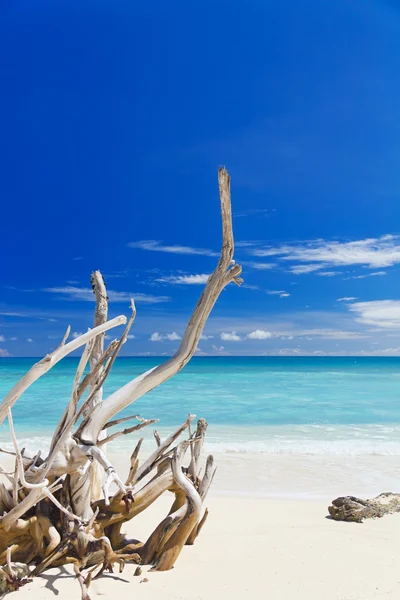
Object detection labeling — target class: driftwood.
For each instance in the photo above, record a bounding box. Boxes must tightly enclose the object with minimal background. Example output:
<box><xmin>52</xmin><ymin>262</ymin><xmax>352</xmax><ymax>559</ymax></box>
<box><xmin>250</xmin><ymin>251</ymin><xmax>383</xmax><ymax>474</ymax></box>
<box><xmin>328</xmin><ymin>493</ymin><xmax>400</xmax><ymax>523</ymax></box>
<box><xmin>0</xmin><ymin>168</ymin><xmax>242</xmax><ymax>598</ymax></box>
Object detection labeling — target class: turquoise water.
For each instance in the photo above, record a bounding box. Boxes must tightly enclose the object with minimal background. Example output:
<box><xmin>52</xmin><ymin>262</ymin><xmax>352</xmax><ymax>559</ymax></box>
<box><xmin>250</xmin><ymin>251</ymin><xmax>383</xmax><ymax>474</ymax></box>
<box><xmin>1</xmin><ymin>357</ymin><xmax>400</xmax><ymax>456</ymax></box>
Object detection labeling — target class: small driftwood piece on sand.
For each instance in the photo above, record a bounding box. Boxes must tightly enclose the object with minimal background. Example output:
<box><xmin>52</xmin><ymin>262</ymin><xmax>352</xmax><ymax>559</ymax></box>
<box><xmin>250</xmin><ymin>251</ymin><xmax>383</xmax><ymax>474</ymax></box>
<box><xmin>0</xmin><ymin>168</ymin><xmax>242</xmax><ymax>599</ymax></box>
<box><xmin>328</xmin><ymin>493</ymin><xmax>400</xmax><ymax>523</ymax></box>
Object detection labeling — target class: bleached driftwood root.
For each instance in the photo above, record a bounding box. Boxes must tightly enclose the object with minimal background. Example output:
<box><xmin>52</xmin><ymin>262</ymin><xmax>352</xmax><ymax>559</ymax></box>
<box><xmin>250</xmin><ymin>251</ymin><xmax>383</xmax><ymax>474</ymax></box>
<box><xmin>0</xmin><ymin>168</ymin><xmax>239</xmax><ymax>598</ymax></box>
<box><xmin>328</xmin><ymin>493</ymin><xmax>400</xmax><ymax>523</ymax></box>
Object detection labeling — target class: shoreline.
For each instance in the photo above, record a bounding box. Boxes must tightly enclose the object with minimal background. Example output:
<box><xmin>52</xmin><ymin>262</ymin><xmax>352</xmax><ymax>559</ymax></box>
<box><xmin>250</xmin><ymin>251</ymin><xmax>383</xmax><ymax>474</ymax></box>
<box><xmin>109</xmin><ymin>449</ymin><xmax>400</xmax><ymax>501</ymax></box>
<box><xmin>1</xmin><ymin>429</ymin><xmax>400</xmax><ymax>500</ymax></box>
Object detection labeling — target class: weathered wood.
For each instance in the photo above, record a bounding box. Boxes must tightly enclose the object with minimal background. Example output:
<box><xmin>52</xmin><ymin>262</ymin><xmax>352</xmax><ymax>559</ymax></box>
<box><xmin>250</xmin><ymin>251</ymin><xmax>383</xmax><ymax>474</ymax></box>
<box><xmin>77</xmin><ymin>168</ymin><xmax>242</xmax><ymax>446</ymax></box>
<box><xmin>328</xmin><ymin>493</ymin><xmax>400</xmax><ymax>523</ymax></box>
<box><xmin>0</xmin><ymin>316</ymin><xmax>126</xmax><ymax>426</ymax></box>
<box><xmin>0</xmin><ymin>168</ymin><xmax>241</xmax><ymax>598</ymax></box>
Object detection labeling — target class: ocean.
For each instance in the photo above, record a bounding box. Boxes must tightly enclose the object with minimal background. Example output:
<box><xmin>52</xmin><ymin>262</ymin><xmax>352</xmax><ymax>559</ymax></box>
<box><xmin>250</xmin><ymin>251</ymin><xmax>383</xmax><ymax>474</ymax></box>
<box><xmin>2</xmin><ymin>356</ymin><xmax>400</xmax><ymax>497</ymax></box>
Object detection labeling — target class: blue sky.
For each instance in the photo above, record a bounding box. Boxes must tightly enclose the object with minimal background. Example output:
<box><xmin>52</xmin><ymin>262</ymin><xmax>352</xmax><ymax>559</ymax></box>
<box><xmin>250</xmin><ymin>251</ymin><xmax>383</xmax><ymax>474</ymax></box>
<box><xmin>2</xmin><ymin>0</ymin><xmax>400</xmax><ymax>357</ymax></box>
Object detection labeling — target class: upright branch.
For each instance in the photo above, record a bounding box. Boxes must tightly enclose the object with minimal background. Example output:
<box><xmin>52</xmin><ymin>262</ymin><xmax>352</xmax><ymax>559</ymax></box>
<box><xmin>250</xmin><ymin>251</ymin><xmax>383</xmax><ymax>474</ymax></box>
<box><xmin>78</xmin><ymin>167</ymin><xmax>242</xmax><ymax>445</ymax></box>
<box><xmin>85</xmin><ymin>271</ymin><xmax>108</xmax><ymax>415</ymax></box>
<box><xmin>77</xmin><ymin>271</ymin><xmax>109</xmax><ymax>506</ymax></box>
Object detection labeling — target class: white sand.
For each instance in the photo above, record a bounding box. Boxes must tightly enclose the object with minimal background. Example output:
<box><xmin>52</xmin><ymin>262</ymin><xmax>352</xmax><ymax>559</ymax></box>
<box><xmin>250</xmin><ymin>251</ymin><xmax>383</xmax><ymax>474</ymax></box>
<box><xmin>13</xmin><ymin>494</ymin><xmax>400</xmax><ymax>600</ymax></box>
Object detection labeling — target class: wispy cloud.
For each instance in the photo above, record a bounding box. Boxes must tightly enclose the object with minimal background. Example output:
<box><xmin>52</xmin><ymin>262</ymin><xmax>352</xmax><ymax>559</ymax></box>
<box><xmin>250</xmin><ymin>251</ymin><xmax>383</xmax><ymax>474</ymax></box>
<box><xmin>246</xmin><ymin>327</ymin><xmax>366</xmax><ymax>340</ymax></box>
<box><xmin>267</xmin><ymin>290</ymin><xmax>290</xmax><ymax>298</ymax></box>
<box><xmin>317</xmin><ymin>271</ymin><xmax>342</xmax><ymax>277</ymax></box>
<box><xmin>27</xmin><ymin>338</ymin><xmax>33</xmax><ymax>342</ymax></box>
<box><xmin>220</xmin><ymin>331</ymin><xmax>241</xmax><ymax>341</ymax></box>
<box><xmin>288</xmin><ymin>264</ymin><xmax>322</xmax><ymax>274</ymax></box>
<box><xmin>249</xmin><ymin>235</ymin><xmax>400</xmax><ymax>275</ymax></box>
<box><xmin>43</xmin><ymin>286</ymin><xmax>170</xmax><ymax>304</ymax></box>
<box><xmin>200</xmin><ymin>334</ymin><xmax>214</xmax><ymax>340</ymax></box>
<box><xmin>128</xmin><ymin>240</ymin><xmax>218</xmax><ymax>257</ymax></box>
<box><xmin>155</xmin><ymin>274</ymin><xmax>210</xmax><ymax>285</ymax></box>
<box><xmin>241</xmin><ymin>261</ymin><xmax>276</xmax><ymax>270</ymax></box>
<box><xmin>337</xmin><ymin>297</ymin><xmax>357</xmax><ymax>302</ymax></box>
<box><xmin>247</xmin><ymin>329</ymin><xmax>272</xmax><ymax>339</ymax></box>
<box><xmin>149</xmin><ymin>331</ymin><xmax>182</xmax><ymax>342</ymax></box>
<box><xmin>212</xmin><ymin>345</ymin><xmax>225</xmax><ymax>352</ymax></box>
<box><xmin>0</xmin><ymin>349</ymin><xmax>11</xmax><ymax>357</ymax></box>
<box><xmin>291</xmin><ymin>328</ymin><xmax>368</xmax><ymax>340</ymax></box>
<box><xmin>234</xmin><ymin>208</ymin><xmax>274</xmax><ymax>218</ymax></box>
<box><xmin>344</xmin><ymin>270</ymin><xmax>386</xmax><ymax>280</ymax></box>
<box><xmin>0</xmin><ymin>335</ymin><xmax>5</xmax><ymax>342</ymax></box>
<box><xmin>348</xmin><ymin>300</ymin><xmax>400</xmax><ymax>329</ymax></box>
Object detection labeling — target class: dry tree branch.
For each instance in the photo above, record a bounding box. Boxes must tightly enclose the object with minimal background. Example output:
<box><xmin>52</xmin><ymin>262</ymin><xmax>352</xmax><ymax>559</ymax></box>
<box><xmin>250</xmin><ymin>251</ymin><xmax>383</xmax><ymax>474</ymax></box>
<box><xmin>0</xmin><ymin>316</ymin><xmax>127</xmax><ymax>426</ymax></box>
<box><xmin>133</xmin><ymin>414</ymin><xmax>195</xmax><ymax>484</ymax></box>
<box><xmin>97</xmin><ymin>418</ymin><xmax>158</xmax><ymax>447</ymax></box>
<box><xmin>77</xmin><ymin>168</ymin><xmax>241</xmax><ymax>445</ymax></box>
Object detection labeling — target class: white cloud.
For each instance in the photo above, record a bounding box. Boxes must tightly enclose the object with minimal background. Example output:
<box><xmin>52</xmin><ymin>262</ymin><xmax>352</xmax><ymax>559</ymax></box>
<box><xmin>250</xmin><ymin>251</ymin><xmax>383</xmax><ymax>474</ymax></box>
<box><xmin>0</xmin><ymin>349</ymin><xmax>11</xmax><ymax>357</ymax></box>
<box><xmin>212</xmin><ymin>345</ymin><xmax>225</xmax><ymax>352</ymax></box>
<box><xmin>220</xmin><ymin>331</ymin><xmax>241</xmax><ymax>341</ymax></box>
<box><xmin>250</xmin><ymin>235</ymin><xmax>400</xmax><ymax>274</ymax></box>
<box><xmin>9</xmin><ymin>337</ymin><xmax>17</xmax><ymax>341</ymax></box>
<box><xmin>241</xmin><ymin>261</ymin><xmax>276</xmax><ymax>270</ymax></box>
<box><xmin>288</xmin><ymin>264</ymin><xmax>324</xmax><ymax>274</ymax></box>
<box><xmin>150</xmin><ymin>332</ymin><xmax>163</xmax><ymax>342</ymax></box>
<box><xmin>294</xmin><ymin>329</ymin><xmax>368</xmax><ymax>340</ymax></box>
<box><xmin>165</xmin><ymin>332</ymin><xmax>181</xmax><ymax>341</ymax></box>
<box><xmin>72</xmin><ymin>331</ymin><xmax>83</xmax><ymax>339</ymax></box>
<box><xmin>128</xmin><ymin>240</ymin><xmax>218</xmax><ymax>257</ymax></box>
<box><xmin>0</xmin><ymin>335</ymin><xmax>5</xmax><ymax>342</ymax></box>
<box><xmin>43</xmin><ymin>286</ymin><xmax>170</xmax><ymax>304</ymax></box>
<box><xmin>267</xmin><ymin>290</ymin><xmax>290</xmax><ymax>298</ymax></box>
<box><xmin>344</xmin><ymin>271</ymin><xmax>386</xmax><ymax>280</ymax></box>
<box><xmin>126</xmin><ymin>335</ymin><xmax>135</xmax><ymax>340</ymax></box>
<box><xmin>348</xmin><ymin>300</ymin><xmax>400</xmax><ymax>329</ymax></box>
<box><xmin>27</xmin><ymin>338</ymin><xmax>33</xmax><ymax>342</ymax></box>
<box><xmin>252</xmin><ymin>247</ymin><xmax>283</xmax><ymax>257</ymax></box>
<box><xmin>150</xmin><ymin>332</ymin><xmax>181</xmax><ymax>341</ymax></box>
<box><xmin>234</xmin><ymin>208</ymin><xmax>273</xmax><ymax>218</ymax></box>
<box><xmin>337</xmin><ymin>297</ymin><xmax>357</xmax><ymax>302</ymax></box>
<box><xmin>247</xmin><ymin>329</ymin><xmax>272</xmax><ymax>340</ymax></box>
<box><xmin>156</xmin><ymin>274</ymin><xmax>210</xmax><ymax>285</ymax></box>
<box><xmin>317</xmin><ymin>271</ymin><xmax>341</xmax><ymax>277</ymax></box>
<box><xmin>200</xmin><ymin>334</ymin><xmax>214</xmax><ymax>340</ymax></box>
<box><xmin>358</xmin><ymin>347</ymin><xmax>400</xmax><ymax>356</ymax></box>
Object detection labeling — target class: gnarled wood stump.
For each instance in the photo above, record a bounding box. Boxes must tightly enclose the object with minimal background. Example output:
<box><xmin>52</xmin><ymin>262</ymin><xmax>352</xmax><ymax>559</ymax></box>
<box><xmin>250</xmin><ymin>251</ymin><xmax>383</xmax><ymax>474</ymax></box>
<box><xmin>328</xmin><ymin>493</ymin><xmax>400</xmax><ymax>523</ymax></box>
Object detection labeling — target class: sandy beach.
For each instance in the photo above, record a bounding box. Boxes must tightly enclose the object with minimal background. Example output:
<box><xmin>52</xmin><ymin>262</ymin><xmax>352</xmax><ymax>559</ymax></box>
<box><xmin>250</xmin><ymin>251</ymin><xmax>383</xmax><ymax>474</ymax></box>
<box><xmin>1</xmin><ymin>439</ymin><xmax>400</xmax><ymax>599</ymax></box>
<box><xmin>11</xmin><ymin>493</ymin><xmax>400</xmax><ymax>600</ymax></box>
